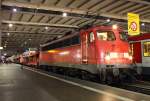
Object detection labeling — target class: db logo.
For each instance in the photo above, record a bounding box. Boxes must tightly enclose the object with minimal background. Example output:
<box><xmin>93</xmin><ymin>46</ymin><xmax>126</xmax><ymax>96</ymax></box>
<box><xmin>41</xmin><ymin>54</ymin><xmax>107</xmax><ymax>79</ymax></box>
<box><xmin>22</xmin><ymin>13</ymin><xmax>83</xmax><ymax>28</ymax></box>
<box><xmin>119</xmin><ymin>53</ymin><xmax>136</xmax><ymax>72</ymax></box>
<box><xmin>130</xmin><ymin>22</ymin><xmax>137</xmax><ymax>31</ymax></box>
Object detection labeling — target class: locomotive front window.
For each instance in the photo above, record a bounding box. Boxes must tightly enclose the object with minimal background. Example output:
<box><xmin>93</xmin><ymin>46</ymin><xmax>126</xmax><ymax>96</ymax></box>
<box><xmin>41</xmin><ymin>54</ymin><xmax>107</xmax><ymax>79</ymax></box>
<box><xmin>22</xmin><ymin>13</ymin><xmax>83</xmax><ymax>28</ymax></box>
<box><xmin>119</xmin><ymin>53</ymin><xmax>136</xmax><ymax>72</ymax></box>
<box><xmin>97</xmin><ymin>31</ymin><xmax>115</xmax><ymax>41</ymax></box>
<box><xmin>120</xmin><ymin>32</ymin><xmax>128</xmax><ymax>41</ymax></box>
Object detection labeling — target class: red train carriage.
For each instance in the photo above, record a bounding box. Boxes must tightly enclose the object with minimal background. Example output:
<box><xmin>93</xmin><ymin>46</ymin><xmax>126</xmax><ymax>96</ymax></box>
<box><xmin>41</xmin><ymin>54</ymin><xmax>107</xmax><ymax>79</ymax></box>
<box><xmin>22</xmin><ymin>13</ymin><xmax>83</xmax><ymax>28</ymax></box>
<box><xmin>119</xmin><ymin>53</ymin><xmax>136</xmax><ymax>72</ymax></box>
<box><xmin>39</xmin><ymin>25</ymin><xmax>133</xmax><ymax>82</ymax></box>
<box><xmin>13</xmin><ymin>55</ymin><xmax>20</xmax><ymax>64</ymax></box>
<box><xmin>21</xmin><ymin>51</ymin><xmax>39</xmax><ymax>67</ymax></box>
<box><xmin>129</xmin><ymin>33</ymin><xmax>150</xmax><ymax>75</ymax></box>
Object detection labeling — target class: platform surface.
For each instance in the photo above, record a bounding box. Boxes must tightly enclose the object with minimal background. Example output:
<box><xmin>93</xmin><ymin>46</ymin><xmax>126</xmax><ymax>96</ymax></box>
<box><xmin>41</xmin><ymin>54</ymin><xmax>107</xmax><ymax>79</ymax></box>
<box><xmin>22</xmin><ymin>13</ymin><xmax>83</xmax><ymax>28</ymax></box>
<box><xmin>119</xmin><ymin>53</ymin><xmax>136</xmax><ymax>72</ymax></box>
<box><xmin>0</xmin><ymin>64</ymin><xmax>149</xmax><ymax>101</ymax></box>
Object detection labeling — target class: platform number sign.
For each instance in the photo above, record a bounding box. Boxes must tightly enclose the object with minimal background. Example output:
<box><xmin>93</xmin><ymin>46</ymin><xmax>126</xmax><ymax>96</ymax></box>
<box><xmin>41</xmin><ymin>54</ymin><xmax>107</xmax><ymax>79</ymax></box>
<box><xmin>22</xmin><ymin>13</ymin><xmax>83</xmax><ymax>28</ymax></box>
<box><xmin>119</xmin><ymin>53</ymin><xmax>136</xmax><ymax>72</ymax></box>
<box><xmin>128</xmin><ymin>13</ymin><xmax>140</xmax><ymax>36</ymax></box>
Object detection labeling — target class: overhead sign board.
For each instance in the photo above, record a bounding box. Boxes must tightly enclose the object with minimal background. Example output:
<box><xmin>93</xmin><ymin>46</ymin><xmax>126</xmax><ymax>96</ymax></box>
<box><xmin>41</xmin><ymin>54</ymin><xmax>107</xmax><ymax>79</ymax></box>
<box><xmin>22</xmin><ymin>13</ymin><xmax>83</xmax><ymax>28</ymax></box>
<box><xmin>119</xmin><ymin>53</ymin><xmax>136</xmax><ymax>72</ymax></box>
<box><xmin>128</xmin><ymin>13</ymin><xmax>140</xmax><ymax>36</ymax></box>
<box><xmin>29</xmin><ymin>48</ymin><xmax>37</xmax><ymax>51</ymax></box>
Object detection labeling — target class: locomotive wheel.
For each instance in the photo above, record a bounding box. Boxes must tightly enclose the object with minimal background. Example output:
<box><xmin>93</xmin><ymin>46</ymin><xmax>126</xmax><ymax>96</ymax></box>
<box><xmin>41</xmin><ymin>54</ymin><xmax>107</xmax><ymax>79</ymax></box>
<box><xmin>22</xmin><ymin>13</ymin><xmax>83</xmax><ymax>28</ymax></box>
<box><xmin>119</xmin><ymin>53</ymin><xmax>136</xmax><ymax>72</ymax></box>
<box><xmin>113</xmin><ymin>68</ymin><xmax>120</xmax><ymax>77</ymax></box>
<box><xmin>101</xmin><ymin>69</ymin><xmax>113</xmax><ymax>84</ymax></box>
<box><xmin>106</xmin><ymin>76</ymin><xmax>112</xmax><ymax>85</ymax></box>
<box><xmin>106</xmin><ymin>73</ymin><xmax>113</xmax><ymax>85</ymax></box>
<box><xmin>136</xmin><ymin>66</ymin><xmax>142</xmax><ymax>75</ymax></box>
<box><xmin>81</xmin><ymin>71</ymin><xmax>89</xmax><ymax>80</ymax></box>
<box><xmin>66</xmin><ymin>69</ymin><xmax>77</xmax><ymax>77</ymax></box>
<box><xmin>52</xmin><ymin>67</ymin><xmax>57</xmax><ymax>73</ymax></box>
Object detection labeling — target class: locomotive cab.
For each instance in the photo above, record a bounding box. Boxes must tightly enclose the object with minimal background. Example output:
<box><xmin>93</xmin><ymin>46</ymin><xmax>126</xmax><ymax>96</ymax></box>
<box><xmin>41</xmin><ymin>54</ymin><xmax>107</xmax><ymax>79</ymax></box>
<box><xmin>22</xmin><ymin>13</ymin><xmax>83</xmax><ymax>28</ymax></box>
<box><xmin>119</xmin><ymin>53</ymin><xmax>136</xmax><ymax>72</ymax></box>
<box><xmin>81</xmin><ymin>26</ymin><xmax>133</xmax><ymax>82</ymax></box>
<box><xmin>96</xmin><ymin>28</ymin><xmax>132</xmax><ymax>65</ymax></box>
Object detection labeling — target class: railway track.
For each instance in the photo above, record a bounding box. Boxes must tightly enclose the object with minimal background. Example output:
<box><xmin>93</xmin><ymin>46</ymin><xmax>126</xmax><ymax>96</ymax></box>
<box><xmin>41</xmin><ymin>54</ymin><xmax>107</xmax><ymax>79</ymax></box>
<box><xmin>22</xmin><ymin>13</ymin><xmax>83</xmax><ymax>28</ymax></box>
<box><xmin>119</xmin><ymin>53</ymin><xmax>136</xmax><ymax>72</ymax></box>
<box><xmin>118</xmin><ymin>81</ymin><xmax>150</xmax><ymax>95</ymax></box>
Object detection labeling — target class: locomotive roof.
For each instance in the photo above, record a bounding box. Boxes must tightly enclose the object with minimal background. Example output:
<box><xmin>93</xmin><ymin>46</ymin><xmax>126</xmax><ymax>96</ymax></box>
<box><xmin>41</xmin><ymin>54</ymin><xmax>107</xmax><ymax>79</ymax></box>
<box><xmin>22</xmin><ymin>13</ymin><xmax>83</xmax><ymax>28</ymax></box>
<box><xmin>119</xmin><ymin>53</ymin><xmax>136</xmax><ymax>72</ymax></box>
<box><xmin>41</xmin><ymin>25</ymin><xmax>123</xmax><ymax>47</ymax></box>
<box><xmin>128</xmin><ymin>33</ymin><xmax>150</xmax><ymax>41</ymax></box>
<box><xmin>80</xmin><ymin>25</ymin><xmax>122</xmax><ymax>31</ymax></box>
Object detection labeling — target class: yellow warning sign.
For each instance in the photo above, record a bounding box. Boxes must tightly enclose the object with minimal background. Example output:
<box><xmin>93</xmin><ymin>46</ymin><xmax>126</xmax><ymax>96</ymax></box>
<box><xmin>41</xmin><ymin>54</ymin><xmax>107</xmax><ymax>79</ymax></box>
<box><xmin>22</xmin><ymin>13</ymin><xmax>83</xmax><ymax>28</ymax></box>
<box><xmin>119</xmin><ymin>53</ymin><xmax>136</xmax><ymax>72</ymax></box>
<box><xmin>128</xmin><ymin>13</ymin><xmax>140</xmax><ymax>36</ymax></box>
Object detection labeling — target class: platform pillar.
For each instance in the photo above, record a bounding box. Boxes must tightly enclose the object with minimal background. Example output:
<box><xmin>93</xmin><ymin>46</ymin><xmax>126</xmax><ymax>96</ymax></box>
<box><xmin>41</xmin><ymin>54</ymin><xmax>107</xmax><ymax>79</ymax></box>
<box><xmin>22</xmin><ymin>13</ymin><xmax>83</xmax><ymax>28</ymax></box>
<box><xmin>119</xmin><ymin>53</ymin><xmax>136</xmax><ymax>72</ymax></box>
<box><xmin>0</xmin><ymin>0</ymin><xmax>2</xmax><ymax>56</ymax></box>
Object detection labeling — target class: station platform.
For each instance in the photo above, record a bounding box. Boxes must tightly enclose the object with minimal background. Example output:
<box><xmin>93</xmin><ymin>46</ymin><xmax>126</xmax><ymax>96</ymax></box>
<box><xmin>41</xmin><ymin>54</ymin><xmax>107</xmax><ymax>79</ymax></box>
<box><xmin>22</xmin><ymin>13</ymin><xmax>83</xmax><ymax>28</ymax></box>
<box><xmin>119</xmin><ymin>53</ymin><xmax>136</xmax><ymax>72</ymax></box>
<box><xmin>0</xmin><ymin>64</ymin><xmax>149</xmax><ymax>101</ymax></box>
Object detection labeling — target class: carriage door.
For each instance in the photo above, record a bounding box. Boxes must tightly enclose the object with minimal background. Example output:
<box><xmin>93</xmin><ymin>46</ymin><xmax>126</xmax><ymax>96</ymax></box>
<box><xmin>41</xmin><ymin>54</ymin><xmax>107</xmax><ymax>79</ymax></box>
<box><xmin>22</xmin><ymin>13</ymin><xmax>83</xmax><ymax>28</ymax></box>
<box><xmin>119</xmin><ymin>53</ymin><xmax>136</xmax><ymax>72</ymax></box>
<box><xmin>131</xmin><ymin>42</ymin><xmax>142</xmax><ymax>63</ymax></box>
<box><xmin>88</xmin><ymin>31</ymin><xmax>96</xmax><ymax>64</ymax></box>
<box><xmin>81</xmin><ymin>31</ymin><xmax>96</xmax><ymax>64</ymax></box>
<box><xmin>81</xmin><ymin>31</ymin><xmax>88</xmax><ymax>64</ymax></box>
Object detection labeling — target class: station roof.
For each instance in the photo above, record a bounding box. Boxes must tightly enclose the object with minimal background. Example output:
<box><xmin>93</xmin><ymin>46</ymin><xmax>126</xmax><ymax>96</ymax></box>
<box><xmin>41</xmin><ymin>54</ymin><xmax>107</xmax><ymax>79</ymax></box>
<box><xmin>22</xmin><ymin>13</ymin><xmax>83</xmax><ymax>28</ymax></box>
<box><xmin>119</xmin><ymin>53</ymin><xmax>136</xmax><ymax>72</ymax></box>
<box><xmin>1</xmin><ymin>0</ymin><xmax>150</xmax><ymax>55</ymax></box>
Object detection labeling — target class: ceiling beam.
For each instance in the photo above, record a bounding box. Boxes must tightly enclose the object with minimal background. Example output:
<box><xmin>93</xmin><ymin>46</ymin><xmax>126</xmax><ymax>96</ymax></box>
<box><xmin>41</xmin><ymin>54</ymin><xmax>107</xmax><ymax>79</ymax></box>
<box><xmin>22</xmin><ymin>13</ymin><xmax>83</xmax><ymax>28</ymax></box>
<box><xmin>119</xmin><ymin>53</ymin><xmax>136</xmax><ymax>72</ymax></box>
<box><xmin>2</xmin><ymin>20</ymin><xmax>79</xmax><ymax>28</ymax></box>
<box><xmin>2</xmin><ymin>30</ymin><xmax>63</xmax><ymax>35</ymax></box>
<box><xmin>2</xmin><ymin>0</ymin><xmax>150</xmax><ymax>23</ymax></box>
<box><xmin>127</xmin><ymin>0</ymin><xmax>150</xmax><ymax>5</ymax></box>
<box><xmin>2</xmin><ymin>0</ymin><xmax>88</xmax><ymax>15</ymax></box>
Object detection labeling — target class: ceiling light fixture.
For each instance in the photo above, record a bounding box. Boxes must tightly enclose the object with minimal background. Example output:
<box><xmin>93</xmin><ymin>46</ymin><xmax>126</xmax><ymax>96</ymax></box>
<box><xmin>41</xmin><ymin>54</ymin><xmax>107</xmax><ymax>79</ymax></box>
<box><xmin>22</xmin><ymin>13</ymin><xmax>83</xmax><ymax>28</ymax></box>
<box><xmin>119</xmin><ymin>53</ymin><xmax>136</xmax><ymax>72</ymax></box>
<box><xmin>13</xmin><ymin>8</ymin><xmax>17</xmax><ymax>12</ymax></box>
<box><xmin>7</xmin><ymin>33</ymin><xmax>10</xmax><ymax>36</ymax></box>
<box><xmin>4</xmin><ymin>53</ymin><xmax>7</xmax><ymax>56</ymax></box>
<box><xmin>45</xmin><ymin>26</ymin><xmax>48</xmax><ymax>30</ymax></box>
<box><xmin>8</xmin><ymin>23</ymin><xmax>13</xmax><ymax>28</ymax></box>
<box><xmin>141</xmin><ymin>23</ymin><xmax>145</xmax><ymax>26</ymax></box>
<box><xmin>107</xmin><ymin>19</ymin><xmax>110</xmax><ymax>22</ymax></box>
<box><xmin>0</xmin><ymin>47</ymin><xmax>3</xmax><ymax>50</ymax></box>
<box><xmin>63</xmin><ymin>12</ymin><xmax>67</xmax><ymax>17</ymax></box>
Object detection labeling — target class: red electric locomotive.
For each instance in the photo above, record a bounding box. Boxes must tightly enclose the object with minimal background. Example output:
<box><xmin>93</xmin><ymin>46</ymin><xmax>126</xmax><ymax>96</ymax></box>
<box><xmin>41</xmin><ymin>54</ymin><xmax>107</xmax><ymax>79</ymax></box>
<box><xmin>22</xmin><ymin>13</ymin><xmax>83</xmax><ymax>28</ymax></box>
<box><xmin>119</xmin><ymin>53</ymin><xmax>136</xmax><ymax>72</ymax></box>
<box><xmin>39</xmin><ymin>25</ymin><xmax>133</xmax><ymax>82</ymax></box>
<box><xmin>129</xmin><ymin>33</ymin><xmax>150</xmax><ymax>76</ymax></box>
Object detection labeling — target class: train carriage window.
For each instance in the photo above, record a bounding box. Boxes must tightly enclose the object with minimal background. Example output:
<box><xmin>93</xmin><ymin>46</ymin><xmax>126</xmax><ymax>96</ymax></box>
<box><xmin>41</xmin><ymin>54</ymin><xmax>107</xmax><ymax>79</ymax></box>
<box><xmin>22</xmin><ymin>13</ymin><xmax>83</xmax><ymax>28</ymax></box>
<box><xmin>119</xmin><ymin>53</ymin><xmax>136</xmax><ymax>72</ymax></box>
<box><xmin>65</xmin><ymin>38</ymin><xmax>71</xmax><ymax>46</ymax></box>
<box><xmin>97</xmin><ymin>31</ymin><xmax>115</xmax><ymax>41</ymax></box>
<box><xmin>143</xmin><ymin>42</ymin><xmax>150</xmax><ymax>57</ymax></box>
<box><xmin>89</xmin><ymin>32</ymin><xmax>95</xmax><ymax>43</ymax></box>
<box><xmin>72</xmin><ymin>35</ymin><xmax>80</xmax><ymax>45</ymax></box>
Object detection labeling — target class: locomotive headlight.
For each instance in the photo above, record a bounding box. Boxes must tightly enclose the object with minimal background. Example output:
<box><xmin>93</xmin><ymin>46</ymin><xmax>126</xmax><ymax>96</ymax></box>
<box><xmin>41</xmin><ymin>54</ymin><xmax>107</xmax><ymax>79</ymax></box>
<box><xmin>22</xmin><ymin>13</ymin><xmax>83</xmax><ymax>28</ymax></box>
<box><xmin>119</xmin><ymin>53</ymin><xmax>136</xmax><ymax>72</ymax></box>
<box><xmin>124</xmin><ymin>52</ymin><xmax>132</xmax><ymax>60</ymax></box>
<box><xmin>129</xmin><ymin>56</ymin><xmax>133</xmax><ymax>60</ymax></box>
<box><xmin>105</xmin><ymin>52</ymin><xmax>118</xmax><ymax>61</ymax></box>
<box><xmin>124</xmin><ymin>53</ymin><xmax>129</xmax><ymax>58</ymax></box>
<box><xmin>105</xmin><ymin>55</ymin><xmax>111</xmax><ymax>61</ymax></box>
<box><xmin>110</xmin><ymin>52</ymin><xmax>118</xmax><ymax>58</ymax></box>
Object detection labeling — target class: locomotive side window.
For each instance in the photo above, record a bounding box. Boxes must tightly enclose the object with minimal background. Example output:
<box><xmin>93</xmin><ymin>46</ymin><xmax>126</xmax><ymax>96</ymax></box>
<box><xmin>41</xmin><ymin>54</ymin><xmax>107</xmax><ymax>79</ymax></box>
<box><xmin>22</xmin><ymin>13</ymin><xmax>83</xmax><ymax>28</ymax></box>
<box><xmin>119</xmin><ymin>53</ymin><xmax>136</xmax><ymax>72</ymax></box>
<box><xmin>120</xmin><ymin>32</ymin><xmax>128</xmax><ymax>41</ymax></box>
<box><xmin>143</xmin><ymin>42</ymin><xmax>150</xmax><ymax>57</ymax></box>
<box><xmin>89</xmin><ymin>32</ymin><xmax>95</xmax><ymax>43</ymax></box>
<box><xmin>71</xmin><ymin>35</ymin><xmax>80</xmax><ymax>45</ymax></box>
<box><xmin>41</xmin><ymin>34</ymin><xmax>80</xmax><ymax>51</ymax></box>
<box><xmin>96</xmin><ymin>31</ymin><xmax>115</xmax><ymax>41</ymax></box>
